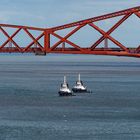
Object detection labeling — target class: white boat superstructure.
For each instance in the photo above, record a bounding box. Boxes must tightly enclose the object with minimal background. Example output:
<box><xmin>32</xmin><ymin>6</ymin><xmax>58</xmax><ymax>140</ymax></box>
<box><xmin>72</xmin><ymin>74</ymin><xmax>87</xmax><ymax>92</ymax></box>
<box><xmin>58</xmin><ymin>76</ymin><xmax>72</xmax><ymax>96</ymax></box>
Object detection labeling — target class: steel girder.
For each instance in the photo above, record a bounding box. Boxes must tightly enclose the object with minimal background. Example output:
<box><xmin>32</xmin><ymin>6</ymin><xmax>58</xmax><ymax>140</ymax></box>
<box><xmin>0</xmin><ymin>6</ymin><xmax>140</xmax><ymax>57</ymax></box>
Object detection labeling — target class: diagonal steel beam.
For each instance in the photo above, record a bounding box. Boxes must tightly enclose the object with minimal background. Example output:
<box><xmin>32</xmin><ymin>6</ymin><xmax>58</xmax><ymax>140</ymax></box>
<box><xmin>51</xmin><ymin>32</ymin><xmax>83</xmax><ymax>51</ymax></box>
<box><xmin>0</xmin><ymin>28</ymin><xmax>21</xmax><ymax>49</ymax></box>
<box><xmin>89</xmin><ymin>23</ymin><xmax>128</xmax><ymax>51</ymax></box>
<box><xmin>23</xmin><ymin>28</ymin><xmax>44</xmax><ymax>50</ymax></box>
<box><xmin>135</xmin><ymin>12</ymin><xmax>140</xmax><ymax>18</ymax></box>
<box><xmin>0</xmin><ymin>27</ymin><xmax>22</xmax><ymax>51</ymax></box>
<box><xmin>136</xmin><ymin>45</ymin><xmax>140</xmax><ymax>52</ymax></box>
<box><xmin>23</xmin><ymin>33</ymin><xmax>44</xmax><ymax>52</ymax></box>
<box><xmin>51</xmin><ymin>6</ymin><xmax>140</xmax><ymax>31</ymax></box>
<box><xmin>89</xmin><ymin>13</ymin><xmax>132</xmax><ymax>51</ymax></box>
<box><xmin>49</xmin><ymin>25</ymin><xmax>85</xmax><ymax>51</ymax></box>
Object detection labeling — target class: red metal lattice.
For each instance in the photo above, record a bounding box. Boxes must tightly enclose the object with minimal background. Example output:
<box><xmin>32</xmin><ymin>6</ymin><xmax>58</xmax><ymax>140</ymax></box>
<box><xmin>0</xmin><ymin>6</ymin><xmax>140</xmax><ymax>57</ymax></box>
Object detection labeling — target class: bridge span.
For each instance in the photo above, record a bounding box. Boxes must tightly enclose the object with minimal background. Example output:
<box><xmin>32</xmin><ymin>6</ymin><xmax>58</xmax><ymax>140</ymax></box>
<box><xmin>0</xmin><ymin>6</ymin><xmax>140</xmax><ymax>57</ymax></box>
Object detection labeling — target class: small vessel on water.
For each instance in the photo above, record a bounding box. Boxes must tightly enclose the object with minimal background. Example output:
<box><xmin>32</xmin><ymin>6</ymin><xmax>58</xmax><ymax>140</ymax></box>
<box><xmin>58</xmin><ymin>76</ymin><xmax>73</xmax><ymax>96</ymax></box>
<box><xmin>72</xmin><ymin>74</ymin><xmax>91</xmax><ymax>93</ymax></box>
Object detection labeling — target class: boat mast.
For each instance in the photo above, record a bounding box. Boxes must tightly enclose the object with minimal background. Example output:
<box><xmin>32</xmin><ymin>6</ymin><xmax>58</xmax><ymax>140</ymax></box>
<box><xmin>78</xmin><ymin>73</ymin><xmax>81</xmax><ymax>82</ymax></box>
<box><xmin>64</xmin><ymin>75</ymin><xmax>67</xmax><ymax>85</ymax></box>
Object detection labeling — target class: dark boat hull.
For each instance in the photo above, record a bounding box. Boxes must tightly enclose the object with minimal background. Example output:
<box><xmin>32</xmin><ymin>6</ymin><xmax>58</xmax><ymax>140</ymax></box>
<box><xmin>72</xmin><ymin>88</ymin><xmax>87</xmax><ymax>93</ymax></box>
<box><xmin>58</xmin><ymin>91</ymin><xmax>73</xmax><ymax>96</ymax></box>
<box><xmin>72</xmin><ymin>88</ymin><xmax>92</xmax><ymax>93</ymax></box>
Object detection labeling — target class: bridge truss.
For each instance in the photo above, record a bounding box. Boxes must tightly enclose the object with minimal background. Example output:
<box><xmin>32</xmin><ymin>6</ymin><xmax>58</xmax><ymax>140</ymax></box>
<box><xmin>0</xmin><ymin>6</ymin><xmax>140</xmax><ymax>57</ymax></box>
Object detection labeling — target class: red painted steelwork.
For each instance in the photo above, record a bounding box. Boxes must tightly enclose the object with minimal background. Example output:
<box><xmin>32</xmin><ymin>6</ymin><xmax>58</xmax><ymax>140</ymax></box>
<box><xmin>0</xmin><ymin>6</ymin><xmax>140</xmax><ymax>57</ymax></box>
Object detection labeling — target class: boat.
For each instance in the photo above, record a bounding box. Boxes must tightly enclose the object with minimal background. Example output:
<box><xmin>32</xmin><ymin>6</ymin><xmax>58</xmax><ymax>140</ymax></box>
<box><xmin>72</xmin><ymin>74</ymin><xmax>91</xmax><ymax>93</ymax></box>
<box><xmin>58</xmin><ymin>76</ymin><xmax>73</xmax><ymax>96</ymax></box>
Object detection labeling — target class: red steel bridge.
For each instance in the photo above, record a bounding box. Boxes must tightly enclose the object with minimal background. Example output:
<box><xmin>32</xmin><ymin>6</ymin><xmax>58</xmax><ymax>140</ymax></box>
<box><xmin>0</xmin><ymin>6</ymin><xmax>140</xmax><ymax>57</ymax></box>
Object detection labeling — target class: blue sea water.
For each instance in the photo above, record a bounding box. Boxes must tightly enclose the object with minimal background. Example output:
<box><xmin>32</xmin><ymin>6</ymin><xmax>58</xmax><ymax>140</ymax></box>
<box><xmin>0</xmin><ymin>55</ymin><xmax>140</xmax><ymax>140</ymax></box>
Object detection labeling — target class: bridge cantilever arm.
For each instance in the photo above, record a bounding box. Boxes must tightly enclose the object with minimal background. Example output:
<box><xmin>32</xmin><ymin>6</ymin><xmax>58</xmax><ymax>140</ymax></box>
<box><xmin>50</xmin><ymin>6</ymin><xmax>140</xmax><ymax>31</ymax></box>
<box><xmin>0</xmin><ymin>24</ymin><xmax>45</xmax><ymax>31</ymax></box>
<box><xmin>134</xmin><ymin>12</ymin><xmax>140</xmax><ymax>18</ymax></box>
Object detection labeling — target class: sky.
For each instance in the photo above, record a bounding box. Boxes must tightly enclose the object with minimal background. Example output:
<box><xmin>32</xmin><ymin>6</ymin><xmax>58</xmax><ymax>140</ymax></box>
<box><xmin>0</xmin><ymin>0</ymin><xmax>139</xmax><ymax>27</ymax></box>
<box><xmin>0</xmin><ymin>0</ymin><xmax>140</xmax><ymax>53</ymax></box>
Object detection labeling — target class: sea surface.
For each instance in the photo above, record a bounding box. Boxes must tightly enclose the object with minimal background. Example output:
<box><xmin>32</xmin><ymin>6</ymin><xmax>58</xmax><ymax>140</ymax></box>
<box><xmin>0</xmin><ymin>55</ymin><xmax>140</xmax><ymax>140</ymax></box>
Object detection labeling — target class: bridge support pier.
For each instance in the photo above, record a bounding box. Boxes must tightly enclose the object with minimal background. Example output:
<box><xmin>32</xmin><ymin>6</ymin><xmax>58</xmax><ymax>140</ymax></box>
<box><xmin>104</xmin><ymin>38</ymin><xmax>108</xmax><ymax>49</ymax></box>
